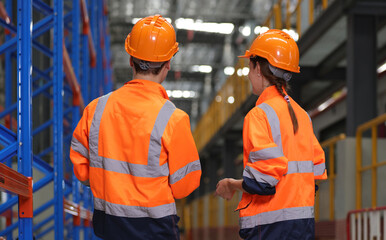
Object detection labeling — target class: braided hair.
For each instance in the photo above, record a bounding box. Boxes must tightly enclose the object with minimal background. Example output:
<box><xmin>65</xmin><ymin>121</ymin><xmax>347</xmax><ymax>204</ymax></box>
<box><xmin>251</xmin><ymin>56</ymin><xmax>299</xmax><ymax>134</ymax></box>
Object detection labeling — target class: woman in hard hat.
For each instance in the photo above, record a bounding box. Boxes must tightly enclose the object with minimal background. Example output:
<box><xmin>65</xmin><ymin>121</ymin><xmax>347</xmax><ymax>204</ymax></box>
<box><xmin>215</xmin><ymin>29</ymin><xmax>327</xmax><ymax>239</ymax></box>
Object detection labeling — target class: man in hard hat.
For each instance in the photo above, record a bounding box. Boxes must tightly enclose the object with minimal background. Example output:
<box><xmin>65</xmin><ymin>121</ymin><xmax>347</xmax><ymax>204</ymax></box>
<box><xmin>70</xmin><ymin>15</ymin><xmax>201</xmax><ymax>239</ymax></box>
<box><xmin>215</xmin><ymin>29</ymin><xmax>327</xmax><ymax>239</ymax></box>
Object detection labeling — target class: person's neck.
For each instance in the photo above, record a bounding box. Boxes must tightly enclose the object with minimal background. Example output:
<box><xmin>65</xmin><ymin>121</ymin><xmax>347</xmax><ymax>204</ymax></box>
<box><xmin>133</xmin><ymin>73</ymin><xmax>163</xmax><ymax>84</ymax></box>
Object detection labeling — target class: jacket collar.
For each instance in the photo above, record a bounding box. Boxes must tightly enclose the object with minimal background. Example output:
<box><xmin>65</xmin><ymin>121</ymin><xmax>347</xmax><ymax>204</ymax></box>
<box><xmin>125</xmin><ymin>79</ymin><xmax>170</xmax><ymax>100</ymax></box>
<box><xmin>256</xmin><ymin>85</ymin><xmax>288</xmax><ymax>106</ymax></box>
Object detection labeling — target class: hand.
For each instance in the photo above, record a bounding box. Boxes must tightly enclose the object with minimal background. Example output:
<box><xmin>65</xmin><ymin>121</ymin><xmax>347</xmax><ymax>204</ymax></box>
<box><xmin>214</xmin><ymin>178</ymin><xmax>236</xmax><ymax>200</ymax></box>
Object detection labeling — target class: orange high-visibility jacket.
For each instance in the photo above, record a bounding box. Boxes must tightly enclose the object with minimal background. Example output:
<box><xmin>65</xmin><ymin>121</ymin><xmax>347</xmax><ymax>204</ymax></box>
<box><xmin>70</xmin><ymin>79</ymin><xmax>201</xmax><ymax>227</ymax></box>
<box><xmin>238</xmin><ymin>86</ymin><xmax>327</xmax><ymax>238</ymax></box>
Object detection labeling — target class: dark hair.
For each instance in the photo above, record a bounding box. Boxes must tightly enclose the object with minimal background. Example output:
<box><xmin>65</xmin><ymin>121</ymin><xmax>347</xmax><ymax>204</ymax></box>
<box><xmin>132</xmin><ymin>60</ymin><xmax>167</xmax><ymax>75</ymax></box>
<box><xmin>250</xmin><ymin>56</ymin><xmax>299</xmax><ymax>134</ymax></box>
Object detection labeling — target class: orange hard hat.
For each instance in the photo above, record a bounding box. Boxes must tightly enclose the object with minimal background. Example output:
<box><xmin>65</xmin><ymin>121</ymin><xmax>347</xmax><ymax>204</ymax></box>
<box><xmin>239</xmin><ymin>29</ymin><xmax>300</xmax><ymax>73</ymax></box>
<box><xmin>125</xmin><ymin>15</ymin><xmax>179</xmax><ymax>62</ymax></box>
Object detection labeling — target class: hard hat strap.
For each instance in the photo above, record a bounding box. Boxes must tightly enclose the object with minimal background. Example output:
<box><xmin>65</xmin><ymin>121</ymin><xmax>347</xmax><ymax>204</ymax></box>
<box><xmin>132</xmin><ymin>57</ymin><xmax>165</xmax><ymax>70</ymax></box>
<box><xmin>268</xmin><ymin>64</ymin><xmax>292</xmax><ymax>81</ymax></box>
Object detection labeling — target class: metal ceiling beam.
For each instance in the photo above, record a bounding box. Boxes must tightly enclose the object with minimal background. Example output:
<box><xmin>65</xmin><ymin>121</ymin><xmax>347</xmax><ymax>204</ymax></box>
<box><xmin>351</xmin><ymin>0</ymin><xmax>386</xmax><ymax>16</ymax></box>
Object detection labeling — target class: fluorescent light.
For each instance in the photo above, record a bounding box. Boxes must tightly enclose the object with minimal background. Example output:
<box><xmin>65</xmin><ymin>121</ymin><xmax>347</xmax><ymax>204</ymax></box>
<box><xmin>131</xmin><ymin>17</ymin><xmax>172</xmax><ymax>24</ymax></box>
<box><xmin>172</xmin><ymin>90</ymin><xmax>183</xmax><ymax>98</ymax></box>
<box><xmin>237</xmin><ymin>69</ymin><xmax>243</xmax><ymax>77</ymax></box>
<box><xmin>240</xmin><ymin>26</ymin><xmax>251</xmax><ymax>37</ymax></box>
<box><xmin>377</xmin><ymin>62</ymin><xmax>386</xmax><ymax>74</ymax></box>
<box><xmin>192</xmin><ymin>65</ymin><xmax>212</xmax><ymax>73</ymax></box>
<box><xmin>175</xmin><ymin>18</ymin><xmax>234</xmax><ymax>34</ymax></box>
<box><xmin>224</xmin><ymin>66</ymin><xmax>235</xmax><ymax>76</ymax></box>
<box><xmin>242</xmin><ymin>67</ymin><xmax>249</xmax><ymax>76</ymax></box>
<box><xmin>182</xmin><ymin>91</ymin><xmax>191</xmax><ymax>98</ymax></box>
<box><xmin>254</xmin><ymin>26</ymin><xmax>269</xmax><ymax>35</ymax></box>
<box><xmin>227</xmin><ymin>96</ymin><xmax>235</xmax><ymax>104</ymax></box>
<box><xmin>167</xmin><ymin>90</ymin><xmax>197</xmax><ymax>99</ymax></box>
<box><xmin>215</xmin><ymin>95</ymin><xmax>222</xmax><ymax>102</ymax></box>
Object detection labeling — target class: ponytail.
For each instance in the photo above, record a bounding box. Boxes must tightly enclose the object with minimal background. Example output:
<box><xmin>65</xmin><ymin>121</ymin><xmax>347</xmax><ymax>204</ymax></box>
<box><xmin>251</xmin><ymin>56</ymin><xmax>299</xmax><ymax>134</ymax></box>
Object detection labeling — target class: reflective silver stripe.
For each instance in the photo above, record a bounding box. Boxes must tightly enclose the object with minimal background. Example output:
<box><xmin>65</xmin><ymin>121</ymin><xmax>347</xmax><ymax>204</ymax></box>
<box><xmin>148</xmin><ymin>100</ymin><xmax>175</xmax><ymax>167</ymax></box>
<box><xmin>239</xmin><ymin>206</ymin><xmax>314</xmax><ymax>229</ymax></box>
<box><xmin>71</xmin><ymin>136</ymin><xmax>89</xmax><ymax>159</ymax></box>
<box><xmin>286</xmin><ymin>161</ymin><xmax>314</xmax><ymax>175</ymax></box>
<box><xmin>92</xmin><ymin>157</ymin><xmax>169</xmax><ymax>177</ymax></box>
<box><xmin>80</xmin><ymin>179</ymin><xmax>90</xmax><ymax>186</ymax></box>
<box><xmin>169</xmin><ymin>160</ymin><xmax>201</xmax><ymax>184</ymax></box>
<box><xmin>89</xmin><ymin>93</ymin><xmax>111</xmax><ymax>162</ymax></box>
<box><xmin>89</xmin><ymin>96</ymin><xmax>175</xmax><ymax>178</ymax></box>
<box><xmin>257</xmin><ymin>103</ymin><xmax>282</xmax><ymax>150</ymax></box>
<box><xmin>314</xmin><ymin>162</ymin><xmax>326</xmax><ymax>176</ymax></box>
<box><xmin>94</xmin><ymin>197</ymin><xmax>176</xmax><ymax>219</ymax></box>
<box><xmin>243</xmin><ymin>165</ymin><xmax>279</xmax><ymax>187</ymax></box>
<box><xmin>249</xmin><ymin>146</ymin><xmax>284</xmax><ymax>162</ymax></box>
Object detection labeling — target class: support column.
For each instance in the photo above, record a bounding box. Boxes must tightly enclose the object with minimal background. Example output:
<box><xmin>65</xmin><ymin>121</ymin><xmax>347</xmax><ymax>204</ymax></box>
<box><xmin>346</xmin><ymin>13</ymin><xmax>377</xmax><ymax>136</ymax></box>
<box><xmin>17</xmin><ymin>0</ymin><xmax>33</xmax><ymax>239</ymax></box>
<box><xmin>53</xmin><ymin>0</ymin><xmax>64</xmax><ymax>239</ymax></box>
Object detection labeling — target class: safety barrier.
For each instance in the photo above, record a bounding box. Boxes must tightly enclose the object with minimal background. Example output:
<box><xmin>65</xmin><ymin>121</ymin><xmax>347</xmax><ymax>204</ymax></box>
<box><xmin>346</xmin><ymin>206</ymin><xmax>386</xmax><ymax>240</ymax></box>
<box><xmin>263</xmin><ymin>0</ymin><xmax>330</xmax><ymax>35</ymax></box>
<box><xmin>193</xmin><ymin>59</ymin><xmax>250</xmax><ymax>152</ymax></box>
<box><xmin>356</xmin><ymin>113</ymin><xmax>386</xmax><ymax>209</ymax></box>
<box><xmin>0</xmin><ymin>0</ymin><xmax>112</xmax><ymax>239</ymax></box>
<box><xmin>315</xmin><ymin>133</ymin><xmax>346</xmax><ymax>221</ymax></box>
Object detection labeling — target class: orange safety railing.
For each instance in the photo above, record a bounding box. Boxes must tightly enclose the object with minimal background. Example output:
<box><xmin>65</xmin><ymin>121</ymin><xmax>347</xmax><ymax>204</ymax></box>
<box><xmin>315</xmin><ymin>133</ymin><xmax>346</xmax><ymax>221</ymax></box>
<box><xmin>263</xmin><ymin>0</ymin><xmax>330</xmax><ymax>36</ymax></box>
<box><xmin>193</xmin><ymin>59</ymin><xmax>250</xmax><ymax>151</ymax></box>
<box><xmin>356</xmin><ymin>113</ymin><xmax>386</xmax><ymax>209</ymax></box>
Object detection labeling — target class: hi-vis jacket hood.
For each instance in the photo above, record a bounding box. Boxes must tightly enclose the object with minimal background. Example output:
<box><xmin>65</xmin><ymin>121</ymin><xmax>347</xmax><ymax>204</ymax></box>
<box><xmin>238</xmin><ymin>86</ymin><xmax>327</xmax><ymax>239</ymax></box>
<box><xmin>70</xmin><ymin>79</ymin><xmax>201</xmax><ymax>223</ymax></box>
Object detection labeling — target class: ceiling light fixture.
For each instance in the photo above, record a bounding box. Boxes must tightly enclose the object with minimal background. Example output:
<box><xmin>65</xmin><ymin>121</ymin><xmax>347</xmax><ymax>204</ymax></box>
<box><xmin>224</xmin><ymin>66</ymin><xmax>235</xmax><ymax>75</ymax></box>
<box><xmin>175</xmin><ymin>18</ymin><xmax>234</xmax><ymax>34</ymax></box>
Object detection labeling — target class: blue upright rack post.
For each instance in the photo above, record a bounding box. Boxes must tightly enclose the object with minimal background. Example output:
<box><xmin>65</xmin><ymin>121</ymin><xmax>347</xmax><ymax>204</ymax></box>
<box><xmin>17</xmin><ymin>0</ymin><xmax>33</xmax><ymax>239</ymax></box>
<box><xmin>53</xmin><ymin>0</ymin><xmax>64</xmax><ymax>239</ymax></box>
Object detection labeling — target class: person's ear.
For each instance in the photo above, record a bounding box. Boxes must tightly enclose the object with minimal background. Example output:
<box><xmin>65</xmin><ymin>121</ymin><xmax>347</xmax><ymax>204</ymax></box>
<box><xmin>164</xmin><ymin>60</ymin><xmax>171</xmax><ymax>70</ymax></box>
<box><xmin>256</xmin><ymin>62</ymin><xmax>262</xmax><ymax>76</ymax></box>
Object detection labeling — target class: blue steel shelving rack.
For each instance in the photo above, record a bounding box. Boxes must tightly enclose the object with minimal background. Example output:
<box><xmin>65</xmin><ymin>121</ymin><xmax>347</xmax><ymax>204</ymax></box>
<box><xmin>0</xmin><ymin>0</ymin><xmax>113</xmax><ymax>239</ymax></box>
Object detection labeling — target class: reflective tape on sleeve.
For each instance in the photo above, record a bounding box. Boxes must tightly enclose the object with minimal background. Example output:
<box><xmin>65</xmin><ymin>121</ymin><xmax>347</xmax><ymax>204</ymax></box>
<box><xmin>71</xmin><ymin>136</ymin><xmax>89</xmax><ymax>159</ymax></box>
<box><xmin>94</xmin><ymin>197</ymin><xmax>177</xmax><ymax>219</ymax></box>
<box><xmin>239</xmin><ymin>206</ymin><xmax>314</xmax><ymax>229</ymax></box>
<box><xmin>249</xmin><ymin>146</ymin><xmax>284</xmax><ymax>162</ymax></box>
<box><xmin>286</xmin><ymin>161</ymin><xmax>314</xmax><ymax>175</ymax></box>
<box><xmin>243</xmin><ymin>165</ymin><xmax>279</xmax><ymax>187</ymax></box>
<box><xmin>169</xmin><ymin>159</ymin><xmax>201</xmax><ymax>184</ymax></box>
<box><xmin>314</xmin><ymin>162</ymin><xmax>326</xmax><ymax>176</ymax></box>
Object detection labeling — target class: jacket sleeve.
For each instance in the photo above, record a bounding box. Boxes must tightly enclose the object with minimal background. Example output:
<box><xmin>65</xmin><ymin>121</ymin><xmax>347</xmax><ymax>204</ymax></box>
<box><xmin>167</xmin><ymin>114</ymin><xmax>201</xmax><ymax>199</ymax></box>
<box><xmin>241</xmin><ymin>110</ymin><xmax>288</xmax><ymax>195</ymax></box>
<box><xmin>312</xmin><ymin>134</ymin><xmax>327</xmax><ymax>180</ymax></box>
<box><xmin>70</xmin><ymin>105</ymin><xmax>92</xmax><ymax>186</ymax></box>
